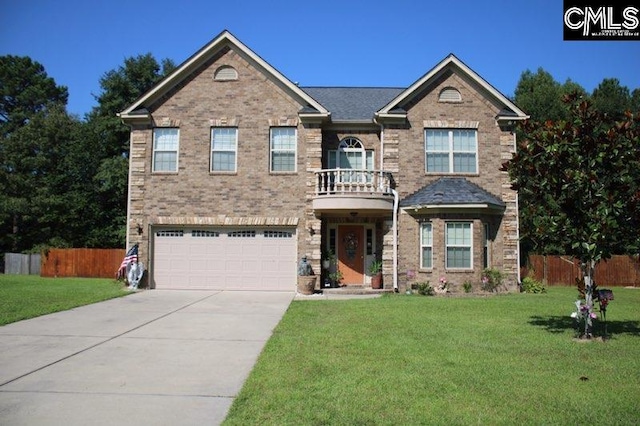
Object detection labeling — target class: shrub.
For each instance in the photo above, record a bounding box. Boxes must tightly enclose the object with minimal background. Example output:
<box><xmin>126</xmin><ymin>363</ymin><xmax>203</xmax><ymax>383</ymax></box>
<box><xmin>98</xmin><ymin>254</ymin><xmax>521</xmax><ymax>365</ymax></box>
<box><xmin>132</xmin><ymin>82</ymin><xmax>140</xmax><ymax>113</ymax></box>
<box><xmin>415</xmin><ymin>281</ymin><xmax>434</xmax><ymax>296</ymax></box>
<box><xmin>481</xmin><ymin>268</ymin><xmax>503</xmax><ymax>292</ymax></box>
<box><xmin>463</xmin><ymin>281</ymin><xmax>473</xmax><ymax>293</ymax></box>
<box><xmin>521</xmin><ymin>276</ymin><xmax>547</xmax><ymax>294</ymax></box>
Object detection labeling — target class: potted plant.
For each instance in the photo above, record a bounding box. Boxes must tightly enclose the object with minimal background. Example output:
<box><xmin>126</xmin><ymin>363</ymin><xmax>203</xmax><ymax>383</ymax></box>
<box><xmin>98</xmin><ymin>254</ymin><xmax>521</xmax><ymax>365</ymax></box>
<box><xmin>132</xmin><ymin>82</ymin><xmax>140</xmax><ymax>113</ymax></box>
<box><xmin>328</xmin><ymin>268</ymin><xmax>343</xmax><ymax>288</ymax></box>
<box><xmin>369</xmin><ymin>260</ymin><xmax>383</xmax><ymax>289</ymax></box>
<box><xmin>322</xmin><ymin>250</ymin><xmax>336</xmax><ymax>270</ymax></box>
<box><xmin>297</xmin><ymin>256</ymin><xmax>317</xmax><ymax>295</ymax></box>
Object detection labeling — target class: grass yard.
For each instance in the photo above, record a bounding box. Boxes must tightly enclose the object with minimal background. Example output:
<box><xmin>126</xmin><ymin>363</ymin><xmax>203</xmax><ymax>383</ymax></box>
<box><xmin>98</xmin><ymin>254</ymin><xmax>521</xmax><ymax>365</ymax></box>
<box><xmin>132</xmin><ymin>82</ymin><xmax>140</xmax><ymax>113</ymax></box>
<box><xmin>0</xmin><ymin>274</ymin><xmax>128</xmax><ymax>325</ymax></box>
<box><xmin>224</xmin><ymin>287</ymin><xmax>640</xmax><ymax>425</ymax></box>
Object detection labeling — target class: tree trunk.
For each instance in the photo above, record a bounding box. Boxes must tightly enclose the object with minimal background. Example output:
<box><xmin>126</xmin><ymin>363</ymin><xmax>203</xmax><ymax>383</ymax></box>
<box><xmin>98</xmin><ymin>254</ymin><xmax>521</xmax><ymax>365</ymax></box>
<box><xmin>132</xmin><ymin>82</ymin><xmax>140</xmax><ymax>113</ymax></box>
<box><xmin>581</xmin><ymin>259</ymin><xmax>596</xmax><ymax>337</ymax></box>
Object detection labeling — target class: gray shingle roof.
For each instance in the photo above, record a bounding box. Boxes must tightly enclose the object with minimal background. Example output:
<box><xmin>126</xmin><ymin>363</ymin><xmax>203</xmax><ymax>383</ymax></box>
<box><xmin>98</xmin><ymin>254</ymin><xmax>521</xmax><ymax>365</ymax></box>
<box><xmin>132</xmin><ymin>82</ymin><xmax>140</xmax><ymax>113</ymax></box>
<box><xmin>301</xmin><ymin>87</ymin><xmax>404</xmax><ymax>121</ymax></box>
<box><xmin>400</xmin><ymin>177</ymin><xmax>505</xmax><ymax>208</ymax></box>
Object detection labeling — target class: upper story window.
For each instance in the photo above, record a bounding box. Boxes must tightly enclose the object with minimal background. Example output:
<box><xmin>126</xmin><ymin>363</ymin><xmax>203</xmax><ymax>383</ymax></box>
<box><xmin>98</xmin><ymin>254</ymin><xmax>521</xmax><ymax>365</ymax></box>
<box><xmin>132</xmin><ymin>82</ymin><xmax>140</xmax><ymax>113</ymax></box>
<box><xmin>211</xmin><ymin>128</ymin><xmax>237</xmax><ymax>172</ymax></box>
<box><xmin>214</xmin><ymin>65</ymin><xmax>238</xmax><ymax>81</ymax></box>
<box><xmin>425</xmin><ymin>129</ymin><xmax>477</xmax><ymax>174</ymax></box>
<box><xmin>270</xmin><ymin>127</ymin><xmax>297</xmax><ymax>172</ymax></box>
<box><xmin>328</xmin><ymin>137</ymin><xmax>374</xmax><ymax>182</ymax></box>
<box><xmin>438</xmin><ymin>87</ymin><xmax>462</xmax><ymax>102</ymax></box>
<box><xmin>152</xmin><ymin>128</ymin><xmax>179</xmax><ymax>172</ymax></box>
<box><xmin>446</xmin><ymin>222</ymin><xmax>473</xmax><ymax>269</ymax></box>
<box><xmin>328</xmin><ymin>137</ymin><xmax>374</xmax><ymax>170</ymax></box>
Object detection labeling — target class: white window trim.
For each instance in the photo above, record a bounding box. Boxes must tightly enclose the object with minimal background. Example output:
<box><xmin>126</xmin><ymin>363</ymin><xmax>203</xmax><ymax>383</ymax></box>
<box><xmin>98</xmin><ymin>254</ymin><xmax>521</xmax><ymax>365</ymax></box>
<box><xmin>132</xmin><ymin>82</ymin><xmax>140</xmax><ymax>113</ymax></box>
<box><xmin>210</xmin><ymin>127</ymin><xmax>238</xmax><ymax>173</ymax></box>
<box><xmin>270</xmin><ymin>127</ymin><xmax>297</xmax><ymax>173</ymax></box>
<box><xmin>152</xmin><ymin>128</ymin><xmax>179</xmax><ymax>173</ymax></box>
<box><xmin>445</xmin><ymin>222</ymin><xmax>473</xmax><ymax>270</ymax></box>
<box><xmin>424</xmin><ymin>129</ymin><xmax>478</xmax><ymax>174</ymax></box>
<box><xmin>420</xmin><ymin>222</ymin><xmax>433</xmax><ymax>269</ymax></box>
<box><xmin>484</xmin><ymin>223</ymin><xmax>490</xmax><ymax>269</ymax></box>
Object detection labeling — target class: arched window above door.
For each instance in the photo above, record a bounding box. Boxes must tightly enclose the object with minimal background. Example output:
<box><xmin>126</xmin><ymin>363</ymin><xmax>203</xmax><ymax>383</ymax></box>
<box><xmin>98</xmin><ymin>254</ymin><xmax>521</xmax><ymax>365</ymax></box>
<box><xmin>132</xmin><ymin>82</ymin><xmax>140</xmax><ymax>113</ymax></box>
<box><xmin>339</xmin><ymin>137</ymin><xmax>364</xmax><ymax>151</ymax></box>
<box><xmin>328</xmin><ymin>137</ymin><xmax>374</xmax><ymax>182</ymax></box>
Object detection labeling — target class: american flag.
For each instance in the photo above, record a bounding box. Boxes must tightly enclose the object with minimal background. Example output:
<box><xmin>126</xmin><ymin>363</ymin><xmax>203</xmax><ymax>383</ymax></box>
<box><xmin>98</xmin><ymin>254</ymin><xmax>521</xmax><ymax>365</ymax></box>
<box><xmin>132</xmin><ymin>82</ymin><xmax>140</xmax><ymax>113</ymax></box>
<box><xmin>116</xmin><ymin>244</ymin><xmax>138</xmax><ymax>280</ymax></box>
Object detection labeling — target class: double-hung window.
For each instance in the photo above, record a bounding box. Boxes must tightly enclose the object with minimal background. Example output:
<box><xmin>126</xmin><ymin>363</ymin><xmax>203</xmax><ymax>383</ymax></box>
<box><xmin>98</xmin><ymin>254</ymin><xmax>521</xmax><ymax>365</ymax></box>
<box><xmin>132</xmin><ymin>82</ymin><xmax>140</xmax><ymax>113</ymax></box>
<box><xmin>211</xmin><ymin>128</ymin><xmax>237</xmax><ymax>172</ymax></box>
<box><xmin>425</xmin><ymin>129</ymin><xmax>477</xmax><ymax>173</ymax></box>
<box><xmin>270</xmin><ymin>127</ymin><xmax>296</xmax><ymax>172</ymax></box>
<box><xmin>153</xmin><ymin>128</ymin><xmax>179</xmax><ymax>172</ymax></box>
<box><xmin>446</xmin><ymin>222</ymin><xmax>473</xmax><ymax>269</ymax></box>
<box><xmin>420</xmin><ymin>223</ymin><xmax>433</xmax><ymax>269</ymax></box>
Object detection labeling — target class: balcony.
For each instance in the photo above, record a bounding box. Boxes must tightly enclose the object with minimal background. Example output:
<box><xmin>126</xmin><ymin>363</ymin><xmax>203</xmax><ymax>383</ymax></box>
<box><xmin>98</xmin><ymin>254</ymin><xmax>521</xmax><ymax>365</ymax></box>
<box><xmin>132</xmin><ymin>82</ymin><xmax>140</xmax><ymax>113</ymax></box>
<box><xmin>312</xmin><ymin>169</ymin><xmax>395</xmax><ymax>215</ymax></box>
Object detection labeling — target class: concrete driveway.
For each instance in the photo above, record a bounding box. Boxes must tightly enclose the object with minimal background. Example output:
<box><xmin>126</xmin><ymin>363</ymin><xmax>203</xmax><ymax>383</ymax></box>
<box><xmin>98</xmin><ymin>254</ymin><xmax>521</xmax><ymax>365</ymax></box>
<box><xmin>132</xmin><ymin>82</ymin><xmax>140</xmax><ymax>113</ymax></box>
<box><xmin>0</xmin><ymin>290</ymin><xmax>294</xmax><ymax>426</ymax></box>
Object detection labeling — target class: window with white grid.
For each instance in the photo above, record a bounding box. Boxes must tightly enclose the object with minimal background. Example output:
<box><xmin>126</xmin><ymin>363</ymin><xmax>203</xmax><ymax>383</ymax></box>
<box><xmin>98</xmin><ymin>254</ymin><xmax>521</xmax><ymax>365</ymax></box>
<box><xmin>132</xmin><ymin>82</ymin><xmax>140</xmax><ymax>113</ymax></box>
<box><xmin>446</xmin><ymin>222</ymin><xmax>473</xmax><ymax>269</ymax></box>
<box><xmin>420</xmin><ymin>222</ymin><xmax>433</xmax><ymax>269</ymax></box>
<box><xmin>211</xmin><ymin>128</ymin><xmax>237</xmax><ymax>172</ymax></box>
<box><xmin>425</xmin><ymin>129</ymin><xmax>477</xmax><ymax>173</ymax></box>
<box><xmin>153</xmin><ymin>128</ymin><xmax>179</xmax><ymax>172</ymax></box>
<box><xmin>270</xmin><ymin>128</ymin><xmax>296</xmax><ymax>172</ymax></box>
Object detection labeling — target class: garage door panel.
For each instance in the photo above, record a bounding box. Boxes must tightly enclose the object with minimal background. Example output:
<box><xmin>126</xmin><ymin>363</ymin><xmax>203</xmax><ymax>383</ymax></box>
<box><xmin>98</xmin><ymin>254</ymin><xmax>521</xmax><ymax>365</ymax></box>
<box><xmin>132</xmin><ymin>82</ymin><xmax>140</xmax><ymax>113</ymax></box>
<box><xmin>153</xmin><ymin>228</ymin><xmax>296</xmax><ymax>290</ymax></box>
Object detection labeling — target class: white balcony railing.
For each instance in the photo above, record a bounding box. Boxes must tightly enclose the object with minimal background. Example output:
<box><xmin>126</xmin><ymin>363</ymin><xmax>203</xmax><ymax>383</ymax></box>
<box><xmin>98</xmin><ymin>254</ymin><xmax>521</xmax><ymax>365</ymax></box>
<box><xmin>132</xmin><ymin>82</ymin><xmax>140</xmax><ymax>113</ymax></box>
<box><xmin>315</xmin><ymin>169</ymin><xmax>393</xmax><ymax>196</ymax></box>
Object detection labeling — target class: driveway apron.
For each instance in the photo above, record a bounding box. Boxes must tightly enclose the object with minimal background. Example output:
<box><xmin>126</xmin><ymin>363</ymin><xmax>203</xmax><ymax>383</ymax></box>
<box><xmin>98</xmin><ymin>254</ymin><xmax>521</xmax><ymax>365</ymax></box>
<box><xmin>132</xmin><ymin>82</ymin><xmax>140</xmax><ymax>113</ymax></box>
<box><xmin>0</xmin><ymin>290</ymin><xmax>294</xmax><ymax>426</ymax></box>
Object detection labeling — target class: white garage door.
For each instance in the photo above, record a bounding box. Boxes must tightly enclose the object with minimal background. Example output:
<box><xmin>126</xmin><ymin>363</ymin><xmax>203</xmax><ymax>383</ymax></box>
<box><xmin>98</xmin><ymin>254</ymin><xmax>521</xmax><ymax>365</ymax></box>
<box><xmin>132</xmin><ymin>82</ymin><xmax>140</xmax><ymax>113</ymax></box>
<box><xmin>153</xmin><ymin>228</ymin><xmax>297</xmax><ymax>290</ymax></box>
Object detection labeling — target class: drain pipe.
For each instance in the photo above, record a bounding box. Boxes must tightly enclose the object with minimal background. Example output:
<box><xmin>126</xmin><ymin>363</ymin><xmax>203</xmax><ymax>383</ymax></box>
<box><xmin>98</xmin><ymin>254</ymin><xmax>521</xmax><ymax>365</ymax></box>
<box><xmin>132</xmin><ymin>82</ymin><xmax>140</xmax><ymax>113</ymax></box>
<box><xmin>391</xmin><ymin>188</ymin><xmax>399</xmax><ymax>292</ymax></box>
<box><xmin>375</xmin><ymin>118</ymin><xmax>399</xmax><ymax>292</ymax></box>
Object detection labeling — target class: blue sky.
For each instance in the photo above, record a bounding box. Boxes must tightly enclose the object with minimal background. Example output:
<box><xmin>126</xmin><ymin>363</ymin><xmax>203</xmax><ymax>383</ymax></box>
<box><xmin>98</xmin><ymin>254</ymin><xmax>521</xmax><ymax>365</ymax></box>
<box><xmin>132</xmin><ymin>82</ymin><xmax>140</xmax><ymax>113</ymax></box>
<box><xmin>2</xmin><ymin>0</ymin><xmax>639</xmax><ymax>118</ymax></box>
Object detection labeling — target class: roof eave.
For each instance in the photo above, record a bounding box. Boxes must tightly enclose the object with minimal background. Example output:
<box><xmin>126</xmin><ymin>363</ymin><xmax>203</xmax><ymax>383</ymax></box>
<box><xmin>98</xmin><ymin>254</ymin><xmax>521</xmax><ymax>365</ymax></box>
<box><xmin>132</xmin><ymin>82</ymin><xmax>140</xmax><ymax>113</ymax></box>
<box><xmin>298</xmin><ymin>111</ymin><xmax>331</xmax><ymax>124</ymax></box>
<box><xmin>401</xmin><ymin>203</ymin><xmax>505</xmax><ymax>214</ymax></box>
<box><xmin>374</xmin><ymin>112</ymin><xmax>408</xmax><ymax>124</ymax></box>
<box><xmin>117</xmin><ymin>110</ymin><xmax>152</xmax><ymax>125</ymax></box>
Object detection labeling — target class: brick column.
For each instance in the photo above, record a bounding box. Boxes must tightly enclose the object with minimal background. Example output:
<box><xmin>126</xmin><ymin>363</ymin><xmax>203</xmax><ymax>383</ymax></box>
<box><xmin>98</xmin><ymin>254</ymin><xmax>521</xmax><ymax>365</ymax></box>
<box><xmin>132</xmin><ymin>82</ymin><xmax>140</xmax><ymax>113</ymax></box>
<box><xmin>500</xmin><ymin>132</ymin><xmax>519</xmax><ymax>287</ymax></box>
<box><xmin>303</xmin><ymin>124</ymin><xmax>323</xmax><ymax>275</ymax></box>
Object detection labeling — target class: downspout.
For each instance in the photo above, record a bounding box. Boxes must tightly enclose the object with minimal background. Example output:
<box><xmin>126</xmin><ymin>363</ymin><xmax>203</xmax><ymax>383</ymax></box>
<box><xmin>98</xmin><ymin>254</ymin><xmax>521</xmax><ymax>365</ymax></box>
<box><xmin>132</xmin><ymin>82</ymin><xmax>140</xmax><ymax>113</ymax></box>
<box><xmin>391</xmin><ymin>189</ymin><xmax>399</xmax><ymax>292</ymax></box>
<box><xmin>374</xmin><ymin>117</ymin><xmax>399</xmax><ymax>292</ymax></box>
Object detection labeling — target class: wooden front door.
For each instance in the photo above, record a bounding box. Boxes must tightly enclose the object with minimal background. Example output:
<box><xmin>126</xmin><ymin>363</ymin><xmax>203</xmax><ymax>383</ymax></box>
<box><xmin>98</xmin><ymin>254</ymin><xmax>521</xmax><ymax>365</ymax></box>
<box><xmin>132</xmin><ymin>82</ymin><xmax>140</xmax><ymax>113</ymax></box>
<box><xmin>338</xmin><ymin>225</ymin><xmax>364</xmax><ymax>285</ymax></box>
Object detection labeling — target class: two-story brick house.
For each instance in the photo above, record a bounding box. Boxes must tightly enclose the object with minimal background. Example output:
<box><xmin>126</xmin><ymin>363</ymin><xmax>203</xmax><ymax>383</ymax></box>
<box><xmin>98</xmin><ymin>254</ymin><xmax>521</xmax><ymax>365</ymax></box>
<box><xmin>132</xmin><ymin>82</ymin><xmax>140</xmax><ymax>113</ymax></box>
<box><xmin>118</xmin><ymin>30</ymin><xmax>527</xmax><ymax>292</ymax></box>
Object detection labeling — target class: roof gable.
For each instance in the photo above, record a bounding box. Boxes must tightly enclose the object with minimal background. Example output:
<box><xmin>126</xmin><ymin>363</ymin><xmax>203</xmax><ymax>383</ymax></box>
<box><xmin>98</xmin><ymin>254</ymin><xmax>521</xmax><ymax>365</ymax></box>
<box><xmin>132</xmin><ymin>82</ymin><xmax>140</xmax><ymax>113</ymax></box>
<box><xmin>119</xmin><ymin>30</ymin><xmax>328</xmax><ymax>119</ymax></box>
<box><xmin>400</xmin><ymin>177</ymin><xmax>505</xmax><ymax>210</ymax></box>
<box><xmin>377</xmin><ymin>54</ymin><xmax>528</xmax><ymax>121</ymax></box>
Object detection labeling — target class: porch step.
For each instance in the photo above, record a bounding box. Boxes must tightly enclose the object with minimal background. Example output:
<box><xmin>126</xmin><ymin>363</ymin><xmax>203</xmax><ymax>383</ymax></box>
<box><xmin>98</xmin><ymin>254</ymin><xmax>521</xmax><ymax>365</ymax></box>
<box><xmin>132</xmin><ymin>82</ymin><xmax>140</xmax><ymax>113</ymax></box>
<box><xmin>321</xmin><ymin>286</ymin><xmax>393</xmax><ymax>296</ymax></box>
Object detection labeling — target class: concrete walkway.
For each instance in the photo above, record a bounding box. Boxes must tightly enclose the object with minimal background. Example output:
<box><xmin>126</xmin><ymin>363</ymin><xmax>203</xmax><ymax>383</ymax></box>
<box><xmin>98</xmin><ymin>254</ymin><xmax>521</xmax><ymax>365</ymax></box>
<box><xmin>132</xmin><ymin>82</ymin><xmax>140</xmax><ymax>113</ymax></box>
<box><xmin>0</xmin><ymin>290</ymin><xmax>294</xmax><ymax>426</ymax></box>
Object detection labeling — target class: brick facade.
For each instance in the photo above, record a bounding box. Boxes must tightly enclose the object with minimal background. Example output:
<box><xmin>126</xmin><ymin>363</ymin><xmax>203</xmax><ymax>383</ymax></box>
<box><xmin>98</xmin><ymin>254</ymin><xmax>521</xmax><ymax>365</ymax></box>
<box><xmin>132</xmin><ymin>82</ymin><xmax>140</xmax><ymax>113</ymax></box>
<box><xmin>121</xmin><ymin>31</ymin><xmax>524</xmax><ymax>292</ymax></box>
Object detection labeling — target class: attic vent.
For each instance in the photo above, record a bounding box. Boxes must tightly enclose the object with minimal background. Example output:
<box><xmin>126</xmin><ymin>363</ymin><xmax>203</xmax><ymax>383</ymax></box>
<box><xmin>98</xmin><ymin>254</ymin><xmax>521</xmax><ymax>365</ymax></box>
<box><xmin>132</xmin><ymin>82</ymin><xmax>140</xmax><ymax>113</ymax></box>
<box><xmin>214</xmin><ymin>66</ymin><xmax>238</xmax><ymax>81</ymax></box>
<box><xmin>438</xmin><ymin>87</ymin><xmax>462</xmax><ymax>102</ymax></box>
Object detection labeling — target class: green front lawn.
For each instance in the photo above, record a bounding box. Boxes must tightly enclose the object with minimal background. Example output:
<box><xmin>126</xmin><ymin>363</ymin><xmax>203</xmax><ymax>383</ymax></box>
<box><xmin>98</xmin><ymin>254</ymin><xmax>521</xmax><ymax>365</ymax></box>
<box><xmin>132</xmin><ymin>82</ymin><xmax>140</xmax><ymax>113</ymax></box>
<box><xmin>0</xmin><ymin>274</ymin><xmax>128</xmax><ymax>325</ymax></box>
<box><xmin>224</xmin><ymin>287</ymin><xmax>640</xmax><ymax>425</ymax></box>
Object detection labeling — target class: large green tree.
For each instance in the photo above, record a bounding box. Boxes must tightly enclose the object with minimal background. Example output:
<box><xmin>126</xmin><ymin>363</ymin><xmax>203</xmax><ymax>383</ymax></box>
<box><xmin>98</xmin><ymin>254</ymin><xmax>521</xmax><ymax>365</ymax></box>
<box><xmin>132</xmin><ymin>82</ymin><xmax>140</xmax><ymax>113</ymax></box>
<box><xmin>503</xmin><ymin>93</ymin><xmax>640</xmax><ymax>335</ymax></box>
<box><xmin>514</xmin><ymin>68</ymin><xmax>587</xmax><ymax>122</ymax></box>
<box><xmin>0</xmin><ymin>56</ymin><xmax>79</xmax><ymax>252</ymax></box>
<box><xmin>0</xmin><ymin>56</ymin><xmax>68</xmax><ymax>137</ymax></box>
<box><xmin>591</xmin><ymin>78</ymin><xmax>632</xmax><ymax>119</ymax></box>
<box><xmin>0</xmin><ymin>104</ymin><xmax>92</xmax><ymax>251</ymax></box>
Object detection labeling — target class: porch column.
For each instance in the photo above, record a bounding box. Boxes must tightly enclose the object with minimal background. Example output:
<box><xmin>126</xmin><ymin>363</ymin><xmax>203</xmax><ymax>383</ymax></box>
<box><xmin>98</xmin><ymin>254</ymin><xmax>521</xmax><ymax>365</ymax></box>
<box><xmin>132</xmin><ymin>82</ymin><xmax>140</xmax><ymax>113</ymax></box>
<box><xmin>304</xmin><ymin>124</ymin><xmax>323</xmax><ymax>275</ymax></box>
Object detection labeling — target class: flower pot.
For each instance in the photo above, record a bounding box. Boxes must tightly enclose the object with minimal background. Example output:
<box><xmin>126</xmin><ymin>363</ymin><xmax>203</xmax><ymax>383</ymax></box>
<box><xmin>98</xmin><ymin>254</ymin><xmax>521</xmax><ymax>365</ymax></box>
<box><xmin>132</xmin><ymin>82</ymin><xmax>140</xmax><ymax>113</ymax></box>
<box><xmin>371</xmin><ymin>273</ymin><xmax>383</xmax><ymax>289</ymax></box>
<box><xmin>297</xmin><ymin>276</ymin><xmax>317</xmax><ymax>295</ymax></box>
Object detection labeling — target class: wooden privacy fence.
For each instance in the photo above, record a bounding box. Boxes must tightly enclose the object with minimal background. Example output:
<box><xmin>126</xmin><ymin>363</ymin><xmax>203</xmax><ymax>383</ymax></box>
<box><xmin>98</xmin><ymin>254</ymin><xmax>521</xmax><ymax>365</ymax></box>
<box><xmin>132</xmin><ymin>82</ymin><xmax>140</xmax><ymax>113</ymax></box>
<box><xmin>525</xmin><ymin>255</ymin><xmax>640</xmax><ymax>287</ymax></box>
<box><xmin>41</xmin><ymin>248</ymin><xmax>125</xmax><ymax>279</ymax></box>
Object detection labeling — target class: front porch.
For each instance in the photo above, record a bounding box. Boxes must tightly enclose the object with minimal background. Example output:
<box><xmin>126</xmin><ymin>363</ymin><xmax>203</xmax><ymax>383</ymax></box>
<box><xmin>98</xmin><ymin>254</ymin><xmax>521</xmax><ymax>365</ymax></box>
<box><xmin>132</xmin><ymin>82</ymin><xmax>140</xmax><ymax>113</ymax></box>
<box><xmin>304</xmin><ymin>169</ymin><xmax>397</xmax><ymax>293</ymax></box>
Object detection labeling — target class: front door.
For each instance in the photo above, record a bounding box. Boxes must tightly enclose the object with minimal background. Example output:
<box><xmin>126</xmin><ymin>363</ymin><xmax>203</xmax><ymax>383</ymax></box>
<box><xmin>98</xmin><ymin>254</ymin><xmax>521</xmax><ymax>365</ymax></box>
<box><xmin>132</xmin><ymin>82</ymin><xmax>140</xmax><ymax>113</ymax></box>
<box><xmin>338</xmin><ymin>225</ymin><xmax>364</xmax><ymax>285</ymax></box>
